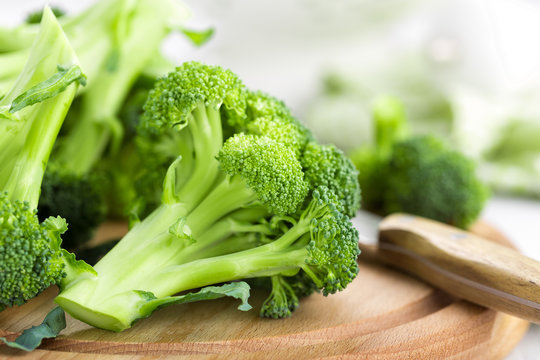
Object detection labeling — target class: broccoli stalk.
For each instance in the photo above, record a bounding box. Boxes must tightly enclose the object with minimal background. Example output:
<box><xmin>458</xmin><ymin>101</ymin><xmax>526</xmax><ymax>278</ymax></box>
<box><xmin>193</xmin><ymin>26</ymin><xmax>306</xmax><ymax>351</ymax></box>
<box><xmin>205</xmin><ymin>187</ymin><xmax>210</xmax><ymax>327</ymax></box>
<box><xmin>55</xmin><ymin>186</ymin><xmax>358</xmax><ymax>332</ymax></box>
<box><xmin>0</xmin><ymin>7</ymin><xmax>87</xmax><ymax>310</ymax></box>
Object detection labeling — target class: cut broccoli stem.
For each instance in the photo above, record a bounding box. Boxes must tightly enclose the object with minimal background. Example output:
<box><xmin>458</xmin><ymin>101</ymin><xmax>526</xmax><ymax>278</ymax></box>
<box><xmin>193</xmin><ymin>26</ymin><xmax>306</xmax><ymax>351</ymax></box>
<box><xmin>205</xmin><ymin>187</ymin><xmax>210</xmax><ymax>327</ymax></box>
<box><xmin>0</xmin><ymin>8</ymin><xmax>82</xmax><ymax>207</ymax></box>
<box><xmin>3</xmin><ymin>96</ymin><xmax>70</xmax><ymax>207</ymax></box>
<box><xmin>149</xmin><ymin>247</ymin><xmax>309</xmax><ymax>298</ymax></box>
<box><xmin>54</xmin><ymin>200</ymin><xmax>316</xmax><ymax>331</ymax></box>
<box><xmin>55</xmin><ymin>227</ymin><xmax>310</xmax><ymax>331</ymax></box>
<box><xmin>93</xmin><ymin>202</ymin><xmax>190</xmax><ymax>272</ymax></box>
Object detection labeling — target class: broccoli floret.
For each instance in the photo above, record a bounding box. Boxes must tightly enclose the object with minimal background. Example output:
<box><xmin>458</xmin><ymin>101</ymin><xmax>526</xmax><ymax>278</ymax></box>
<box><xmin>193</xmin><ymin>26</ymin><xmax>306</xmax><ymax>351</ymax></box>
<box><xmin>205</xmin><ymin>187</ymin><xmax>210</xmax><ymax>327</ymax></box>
<box><xmin>0</xmin><ymin>198</ymin><xmax>66</xmax><ymax>310</ymax></box>
<box><xmin>38</xmin><ymin>168</ymin><xmax>106</xmax><ymax>250</ymax></box>
<box><xmin>53</xmin><ymin>62</ymin><xmax>360</xmax><ymax>331</ymax></box>
<box><xmin>0</xmin><ymin>8</ymin><xmax>89</xmax><ymax>310</ymax></box>
<box><xmin>383</xmin><ymin>136</ymin><xmax>489</xmax><ymax>228</ymax></box>
<box><xmin>260</xmin><ymin>275</ymin><xmax>299</xmax><ymax>319</ymax></box>
<box><xmin>301</xmin><ymin>142</ymin><xmax>361</xmax><ymax>217</ymax></box>
<box><xmin>350</xmin><ymin>96</ymin><xmax>488</xmax><ymax>228</ymax></box>
<box><xmin>243</xmin><ymin>91</ymin><xmax>313</xmax><ymax>157</ymax></box>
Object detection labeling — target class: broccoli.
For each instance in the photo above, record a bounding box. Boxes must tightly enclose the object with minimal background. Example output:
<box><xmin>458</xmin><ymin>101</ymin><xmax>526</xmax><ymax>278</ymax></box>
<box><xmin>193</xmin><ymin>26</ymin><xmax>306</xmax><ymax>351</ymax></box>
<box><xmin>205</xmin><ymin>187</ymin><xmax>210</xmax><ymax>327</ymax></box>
<box><xmin>350</xmin><ymin>96</ymin><xmax>488</xmax><ymax>229</ymax></box>
<box><xmin>383</xmin><ymin>136</ymin><xmax>489</xmax><ymax>228</ymax></box>
<box><xmin>25</xmin><ymin>7</ymin><xmax>66</xmax><ymax>25</ymax></box>
<box><xmin>260</xmin><ymin>275</ymin><xmax>300</xmax><ymax>319</ymax></box>
<box><xmin>0</xmin><ymin>7</ymin><xmax>87</xmax><ymax>310</ymax></box>
<box><xmin>38</xmin><ymin>167</ymin><xmax>106</xmax><ymax>250</ymax></box>
<box><xmin>53</xmin><ymin>62</ymin><xmax>361</xmax><ymax>331</ymax></box>
<box><xmin>14</xmin><ymin>0</ymin><xmax>191</xmax><ymax>248</ymax></box>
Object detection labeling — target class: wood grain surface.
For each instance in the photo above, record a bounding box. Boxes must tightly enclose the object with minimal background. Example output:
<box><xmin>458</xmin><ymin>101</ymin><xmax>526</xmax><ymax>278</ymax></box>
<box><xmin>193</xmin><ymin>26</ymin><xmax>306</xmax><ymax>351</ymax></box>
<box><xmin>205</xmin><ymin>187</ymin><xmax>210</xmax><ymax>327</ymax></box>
<box><xmin>377</xmin><ymin>214</ymin><xmax>540</xmax><ymax>323</ymax></box>
<box><xmin>0</xmin><ymin>221</ymin><xmax>529</xmax><ymax>359</ymax></box>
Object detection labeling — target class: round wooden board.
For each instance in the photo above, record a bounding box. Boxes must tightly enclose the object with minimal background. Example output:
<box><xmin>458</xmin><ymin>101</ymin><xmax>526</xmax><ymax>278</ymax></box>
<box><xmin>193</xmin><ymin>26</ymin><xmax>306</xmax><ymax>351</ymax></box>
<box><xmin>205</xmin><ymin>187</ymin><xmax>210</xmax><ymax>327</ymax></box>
<box><xmin>0</xmin><ymin>221</ymin><xmax>529</xmax><ymax>359</ymax></box>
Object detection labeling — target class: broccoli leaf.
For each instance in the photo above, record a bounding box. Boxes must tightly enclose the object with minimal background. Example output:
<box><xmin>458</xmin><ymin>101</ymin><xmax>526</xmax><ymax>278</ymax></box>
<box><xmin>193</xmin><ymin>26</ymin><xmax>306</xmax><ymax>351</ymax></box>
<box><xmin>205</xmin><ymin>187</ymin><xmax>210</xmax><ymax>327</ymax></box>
<box><xmin>0</xmin><ymin>307</ymin><xmax>66</xmax><ymax>352</ymax></box>
<box><xmin>9</xmin><ymin>64</ymin><xmax>86</xmax><ymax>113</ymax></box>
<box><xmin>142</xmin><ymin>281</ymin><xmax>252</xmax><ymax>315</ymax></box>
<box><xmin>181</xmin><ymin>27</ymin><xmax>215</xmax><ymax>46</ymax></box>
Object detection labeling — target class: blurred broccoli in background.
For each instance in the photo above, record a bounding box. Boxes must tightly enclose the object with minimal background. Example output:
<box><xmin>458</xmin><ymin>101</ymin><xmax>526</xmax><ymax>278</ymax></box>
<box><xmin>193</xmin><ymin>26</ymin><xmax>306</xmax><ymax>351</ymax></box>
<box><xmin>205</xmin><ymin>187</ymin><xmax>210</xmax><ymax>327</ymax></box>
<box><xmin>479</xmin><ymin>120</ymin><xmax>540</xmax><ymax>198</ymax></box>
<box><xmin>306</xmin><ymin>58</ymin><xmax>540</xmax><ymax>200</ymax></box>
<box><xmin>350</xmin><ymin>96</ymin><xmax>489</xmax><ymax>229</ymax></box>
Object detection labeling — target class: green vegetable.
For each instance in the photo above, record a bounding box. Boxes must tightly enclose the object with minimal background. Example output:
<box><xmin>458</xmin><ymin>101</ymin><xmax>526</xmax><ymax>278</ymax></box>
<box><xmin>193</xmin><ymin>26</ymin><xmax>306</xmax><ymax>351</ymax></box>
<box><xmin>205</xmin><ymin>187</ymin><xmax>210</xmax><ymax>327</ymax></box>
<box><xmin>479</xmin><ymin>120</ymin><xmax>540</xmax><ymax>198</ymax></box>
<box><xmin>351</xmin><ymin>96</ymin><xmax>488</xmax><ymax>229</ymax></box>
<box><xmin>25</xmin><ymin>7</ymin><xmax>66</xmax><ymax>25</ymax></box>
<box><xmin>20</xmin><ymin>0</ymin><xmax>191</xmax><ymax>248</ymax></box>
<box><xmin>0</xmin><ymin>7</ymin><xmax>85</xmax><ymax>310</ymax></box>
<box><xmin>52</xmin><ymin>62</ymin><xmax>361</xmax><ymax>331</ymax></box>
<box><xmin>0</xmin><ymin>307</ymin><xmax>66</xmax><ymax>351</ymax></box>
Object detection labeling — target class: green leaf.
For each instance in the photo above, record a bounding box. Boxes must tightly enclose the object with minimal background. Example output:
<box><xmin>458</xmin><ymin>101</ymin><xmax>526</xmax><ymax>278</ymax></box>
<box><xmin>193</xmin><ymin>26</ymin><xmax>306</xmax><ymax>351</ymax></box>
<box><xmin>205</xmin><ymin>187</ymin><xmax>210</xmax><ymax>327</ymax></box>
<box><xmin>141</xmin><ymin>282</ymin><xmax>252</xmax><ymax>316</ymax></box>
<box><xmin>169</xmin><ymin>217</ymin><xmax>194</xmax><ymax>246</ymax></box>
<box><xmin>0</xmin><ymin>307</ymin><xmax>66</xmax><ymax>351</ymax></box>
<box><xmin>181</xmin><ymin>27</ymin><xmax>215</xmax><ymax>47</ymax></box>
<box><xmin>9</xmin><ymin>64</ymin><xmax>87</xmax><ymax>113</ymax></box>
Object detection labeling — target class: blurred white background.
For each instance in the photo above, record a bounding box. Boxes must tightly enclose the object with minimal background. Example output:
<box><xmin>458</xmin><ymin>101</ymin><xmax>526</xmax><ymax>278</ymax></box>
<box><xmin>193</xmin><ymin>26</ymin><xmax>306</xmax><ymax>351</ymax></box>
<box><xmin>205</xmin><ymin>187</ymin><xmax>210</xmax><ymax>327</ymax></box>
<box><xmin>2</xmin><ymin>1</ymin><xmax>540</xmax><ymax>358</ymax></box>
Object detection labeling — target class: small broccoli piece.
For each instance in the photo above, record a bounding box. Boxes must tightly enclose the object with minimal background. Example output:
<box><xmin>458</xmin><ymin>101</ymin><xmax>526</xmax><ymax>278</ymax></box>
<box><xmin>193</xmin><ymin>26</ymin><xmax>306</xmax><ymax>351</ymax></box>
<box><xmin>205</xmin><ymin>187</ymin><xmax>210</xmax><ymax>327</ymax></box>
<box><xmin>38</xmin><ymin>168</ymin><xmax>106</xmax><ymax>250</ymax></box>
<box><xmin>0</xmin><ymin>199</ymin><xmax>66</xmax><ymax>310</ymax></box>
<box><xmin>350</xmin><ymin>96</ymin><xmax>488</xmax><ymax>228</ymax></box>
<box><xmin>260</xmin><ymin>276</ymin><xmax>299</xmax><ymax>319</ymax></box>
<box><xmin>383</xmin><ymin>136</ymin><xmax>489</xmax><ymax>228</ymax></box>
<box><xmin>0</xmin><ymin>8</ymin><xmax>90</xmax><ymax>310</ymax></box>
<box><xmin>301</xmin><ymin>142</ymin><xmax>361</xmax><ymax>217</ymax></box>
<box><xmin>243</xmin><ymin>90</ymin><xmax>313</xmax><ymax>157</ymax></box>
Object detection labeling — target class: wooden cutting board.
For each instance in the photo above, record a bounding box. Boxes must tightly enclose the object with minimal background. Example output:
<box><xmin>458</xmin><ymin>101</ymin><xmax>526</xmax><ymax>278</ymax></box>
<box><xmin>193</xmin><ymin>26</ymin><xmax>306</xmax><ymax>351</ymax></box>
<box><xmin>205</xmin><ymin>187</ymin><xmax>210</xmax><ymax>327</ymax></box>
<box><xmin>0</xmin><ymin>221</ymin><xmax>529</xmax><ymax>359</ymax></box>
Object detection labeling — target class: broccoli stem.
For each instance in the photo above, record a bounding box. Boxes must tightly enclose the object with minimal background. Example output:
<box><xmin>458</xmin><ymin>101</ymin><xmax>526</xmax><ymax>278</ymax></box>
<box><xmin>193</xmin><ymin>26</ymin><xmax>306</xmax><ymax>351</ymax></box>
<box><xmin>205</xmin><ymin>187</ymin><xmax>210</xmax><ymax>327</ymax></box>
<box><xmin>43</xmin><ymin>0</ymin><xmax>187</xmax><ymax>176</ymax></box>
<box><xmin>174</xmin><ymin>104</ymin><xmax>224</xmax><ymax>208</ymax></box>
<box><xmin>175</xmin><ymin>217</ymin><xmax>271</xmax><ymax>262</ymax></box>
<box><xmin>189</xmin><ymin>233</ymin><xmax>261</xmax><ymax>261</ymax></box>
<box><xmin>54</xmin><ymin>217</ymin><xmax>312</xmax><ymax>331</ymax></box>
<box><xmin>3</xmin><ymin>94</ymin><xmax>72</xmax><ymax>207</ymax></box>
<box><xmin>184</xmin><ymin>175</ymin><xmax>259</xmax><ymax>236</ymax></box>
<box><xmin>93</xmin><ymin>202</ymin><xmax>190</xmax><ymax>273</ymax></box>
<box><xmin>0</xmin><ymin>8</ymin><xmax>80</xmax><ymax>207</ymax></box>
<box><xmin>149</xmin><ymin>247</ymin><xmax>308</xmax><ymax>298</ymax></box>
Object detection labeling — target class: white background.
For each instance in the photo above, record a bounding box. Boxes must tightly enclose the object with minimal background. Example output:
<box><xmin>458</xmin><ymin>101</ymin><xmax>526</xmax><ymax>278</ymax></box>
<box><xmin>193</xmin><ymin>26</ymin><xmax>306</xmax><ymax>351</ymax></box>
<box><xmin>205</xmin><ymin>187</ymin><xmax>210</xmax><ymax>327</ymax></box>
<box><xmin>2</xmin><ymin>1</ymin><xmax>540</xmax><ymax>359</ymax></box>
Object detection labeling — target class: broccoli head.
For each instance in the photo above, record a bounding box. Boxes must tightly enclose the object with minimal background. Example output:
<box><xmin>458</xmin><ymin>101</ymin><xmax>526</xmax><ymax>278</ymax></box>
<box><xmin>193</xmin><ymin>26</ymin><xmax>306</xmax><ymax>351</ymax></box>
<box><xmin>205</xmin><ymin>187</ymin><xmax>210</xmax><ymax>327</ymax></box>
<box><xmin>351</xmin><ymin>97</ymin><xmax>488</xmax><ymax>229</ymax></box>
<box><xmin>383</xmin><ymin>136</ymin><xmax>489</xmax><ymax>228</ymax></box>
<box><xmin>0</xmin><ymin>196</ymin><xmax>65</xmax><ymax>309</ymax></box>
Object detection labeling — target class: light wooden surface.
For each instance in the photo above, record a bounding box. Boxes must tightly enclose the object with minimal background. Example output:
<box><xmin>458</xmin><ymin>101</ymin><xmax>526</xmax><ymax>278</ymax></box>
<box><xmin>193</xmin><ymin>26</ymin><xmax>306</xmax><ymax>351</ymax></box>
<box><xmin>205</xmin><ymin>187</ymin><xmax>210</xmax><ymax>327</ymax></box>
<box><xmin>0</xmin><ymin>221</ymin><xmax>529</xmax><ymax>359</ymax></box>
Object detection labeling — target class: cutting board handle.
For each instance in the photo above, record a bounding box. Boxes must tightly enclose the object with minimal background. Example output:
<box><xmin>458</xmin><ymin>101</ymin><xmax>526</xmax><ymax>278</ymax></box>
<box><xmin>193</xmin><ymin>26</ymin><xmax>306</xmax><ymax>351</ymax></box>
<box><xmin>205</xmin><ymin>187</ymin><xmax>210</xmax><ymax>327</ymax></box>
<box><xmin>377</xmin><ymin>214</ymin><xmax>540</xmax><ymax>324</ymax></box>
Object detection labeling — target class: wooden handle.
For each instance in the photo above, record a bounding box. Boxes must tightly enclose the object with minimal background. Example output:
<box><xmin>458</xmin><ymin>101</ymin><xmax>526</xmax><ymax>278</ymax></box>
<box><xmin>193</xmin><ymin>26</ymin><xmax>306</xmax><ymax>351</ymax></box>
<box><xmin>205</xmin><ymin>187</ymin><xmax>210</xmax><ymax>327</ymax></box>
<box><xmin>377</xmin><ymin>214</ymin><xmax>540</xmax><ymax>323</ymax></box>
